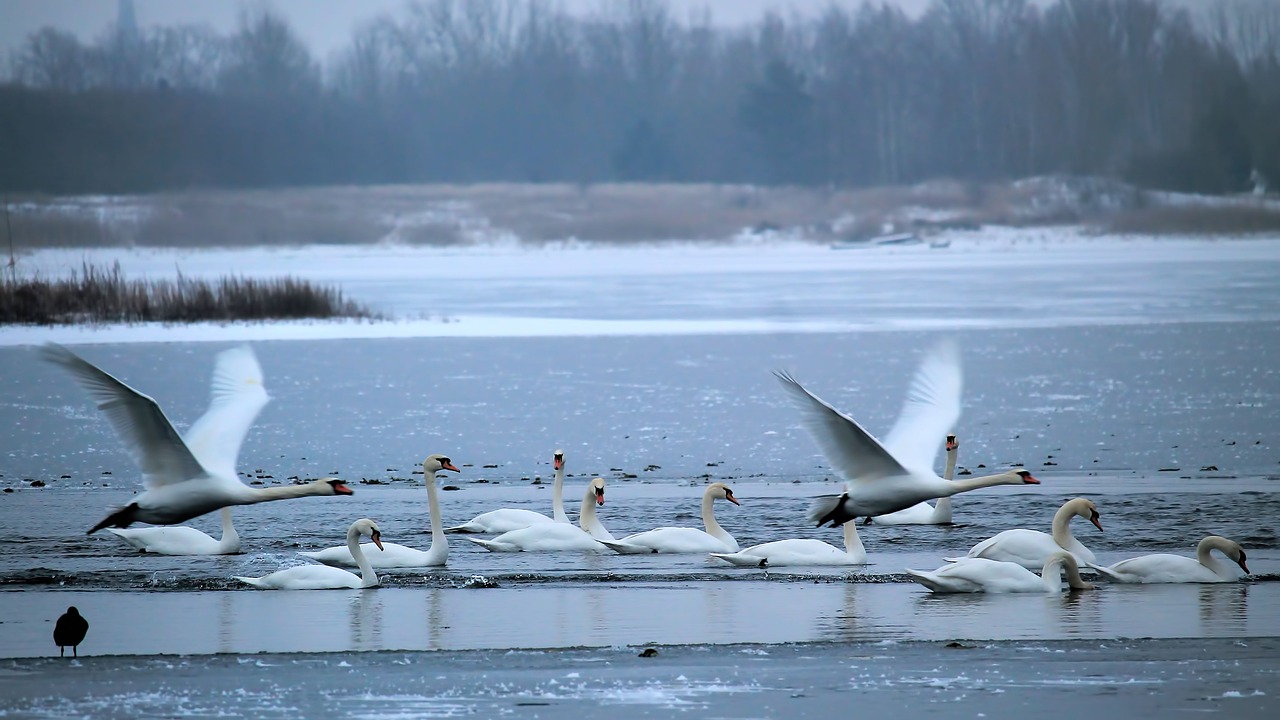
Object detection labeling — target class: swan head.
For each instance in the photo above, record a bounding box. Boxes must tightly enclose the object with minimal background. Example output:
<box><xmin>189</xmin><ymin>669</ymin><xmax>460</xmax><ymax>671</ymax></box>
<box><xmin>945</xmin><ymin>434</ymin><xmax>958</xmax><ymax>451</ymax></box>
<box><xmin>1234</xmin><ymin>547</ymin><xmax>1250</xmax><ymax>574</ymax></box>
<box><xmin>351</xmin><ymin>518</ymin><xmax>384</xmax><ymax>550</ymax></box>
<box><xmin>1209</xmin><ymin>536</ymin><xmax>1249</xmax><ymax>574</ymax></box>
<box><xmin>707</xmin><ymin>482</ymin><xmax>740</xmax><ymax>506</ymax></box>
<box><xmin>590</xmin><ymin>477</ymin><xmax>605</xmax><ymax>505</ymax></box>
<box><xmin>317</xmin><ymin>478</ymin><xmax>354</xmax><ymax>495</ymax></box>
<box><xmin>553</xmin><ymin>449</ymin><xmax>565</xmax><ymax>471</ymax></box>
<box><xmin>1010</xmin><ymin>469</ymin><xmax>1039</xmax><ymax>485</ymax></box>
<box><xmin>1070</xmin><ymin>498</ymin><xmax>1103</xmax><ymax>531</ymax></box>
<box><xmin>424</xmin><ymin>455</ymin><xmax>461</xmax><ymax>474</ymax></box>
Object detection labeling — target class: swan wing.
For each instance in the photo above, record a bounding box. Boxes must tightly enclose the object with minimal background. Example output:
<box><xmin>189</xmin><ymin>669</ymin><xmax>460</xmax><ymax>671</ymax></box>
<box><xmin>882</xmin><ymin>340</ymin><xmax>962</xmax><ymax>473</ymax></box>
<box><xmin>773</xmin><ymin>370</ymin><xmax>908</xmax><ymax>485</ymax></box>
<box><xmin>183</xmin><ymin>345</ymin><xmax>270</xmax><ymax>480</ymax></box>
<box><xmin>42</xmin><ymin>343</ymin><xmax>206</xmax><ymax>489</ymax></box>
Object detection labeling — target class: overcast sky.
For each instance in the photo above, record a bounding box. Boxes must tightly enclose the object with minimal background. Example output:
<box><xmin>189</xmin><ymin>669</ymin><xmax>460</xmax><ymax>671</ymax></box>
<box><xmin>0</xmin><ymin>0</ymin><xmax>938</xmax><ymax>60</ymax></box>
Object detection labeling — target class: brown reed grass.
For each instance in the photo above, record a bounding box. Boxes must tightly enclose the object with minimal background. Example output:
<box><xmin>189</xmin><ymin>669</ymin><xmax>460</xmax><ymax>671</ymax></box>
<box><xmin>0</xmin><ymin>261</ymin><xmax>378</xmax><ymax>325</ymax></box>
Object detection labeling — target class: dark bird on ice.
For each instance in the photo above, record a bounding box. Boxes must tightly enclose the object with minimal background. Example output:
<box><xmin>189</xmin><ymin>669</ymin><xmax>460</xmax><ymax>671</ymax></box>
<box><xmin>54</xmin><ymin>606</ymin><xmax>89</xmax><ymax>657</ymax></box>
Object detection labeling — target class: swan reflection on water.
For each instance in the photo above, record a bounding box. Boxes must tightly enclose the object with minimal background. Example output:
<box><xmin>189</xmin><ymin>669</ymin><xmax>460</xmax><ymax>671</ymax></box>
<box><xmin>1198</xmin><ymin>583</ymin><xmax>1249</xmax><ymax>636</ymax></box>
<box><xmin>349</xmin><ymin>589</ymin><xmax>384</xmax><ymax>650</ymax></box>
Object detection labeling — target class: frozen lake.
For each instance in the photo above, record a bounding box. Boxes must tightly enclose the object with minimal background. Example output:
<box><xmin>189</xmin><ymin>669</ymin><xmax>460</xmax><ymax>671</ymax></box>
<box><xmin>1</xmin><ymin>233</ymin><xmax>1278</xmax><ymax>702</ymax></box>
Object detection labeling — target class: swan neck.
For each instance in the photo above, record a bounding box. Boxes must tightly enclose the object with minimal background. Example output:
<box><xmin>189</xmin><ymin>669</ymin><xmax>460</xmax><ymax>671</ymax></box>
<box><xmin>349</xmin><ymin>525</ymin><xmax>378</xmax><ymax>588</ymax></box>
<box><xmin>1058</xmin><ymin>555</ymin><xmax>1091</xmax><ymax>589</ymax></box>
<box><xmin>943</xmin><ymin>447</ymin><xmax>958</xmax><ymax>481</ymax></box>
<box><xmin>701</xmin><ymin>492</ymin><xmax>727</xmax><ymax>540</ymax></box>
<box><xmin>1051</xmin><ymin>502</ymin><xmax>1081</xmax><ymax>547</ymax></box>
<box><xmin>552</xmin><ymin>463</ymin><xmax>568</xmax><ymax>523</ymax></box>
<box><xmin>1196</xmin><ymin>537</ymin><xmax>1231</xmax><ymax>576</ymax></box>
<box><xmin>218</xmin><ymin>507</ymin><xmax>238</xmax><ymax>547</ymax></box>
<box><xmin>842</xmin><ymin>519</ymin><xmax>865</xmax><ymax>555</ymax></box>
<box><xmin>424</xmin><ymin>467</ymin><xmax>447</xmax><ymax>558</ymax></box>
<box><xmin>250</xmin><ymin>483</ymin><xmax>329</xmax><ymax>502</ymax></box>
<box><xmin>944</xmin><ymin>471</ymin><xmax>1020</xmax><ymax>495</ymax></box>
<box><xmin>579</xmin><ymin>485</ymin><xmax>598</xmax><ymax>528</ymax></box>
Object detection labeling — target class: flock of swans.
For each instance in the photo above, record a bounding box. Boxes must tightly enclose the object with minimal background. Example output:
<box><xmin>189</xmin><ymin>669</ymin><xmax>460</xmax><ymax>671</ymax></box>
<box><xmin>39</xmin><ymin>340</ymin><xmax>1251</xmax><ymax>594</ymax></box>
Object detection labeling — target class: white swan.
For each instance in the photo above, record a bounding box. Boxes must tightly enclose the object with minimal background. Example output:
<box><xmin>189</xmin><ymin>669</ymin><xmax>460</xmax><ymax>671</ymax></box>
<box><xmin>710</xmin><ymin>516</ymin><xmax>865</xmax><ymax>567</ymax></box>
<box><xmin>963</xmin><ymin>497</ymin><xmax>1103</xmax><ymax>569</ymax></box>
<box><xmin>445</xmin><ymin>449</ymin><xmax>569</xmax><ymax>533</ymax></box>
<box><xmin>905</xmin><ymin>551</ymin><xmax>1095</xmax><ymax>593</ymax></box>
<box><xmin>600</xmin><ymin>482</ymin><xmax>740</xmax><ymax>554</ymax></box>
<box><xmin>108</xmin><ymin>507</ymin><xmax>240</xmax><ymax>555</ymax></box>
<box><xmin>235</xmin><ymin>519</ymin><xmax>383</xmax><ymax>590</ymax></box>
<box><xmin>1087</xmin><ymin>536</ymin><xmax>1249</xmax><ymax>584</ymax></box>
<box><xmin>300</xmin><ymin>455</ymin><xmax>459</xmax><ymax>568</ymax></box>
<box><xmin>41</xmin><ymin>343</ymin><xmax>353</xmax><ymax>533</ymax></box>
<box><xmin>869</xmin><ymin>434</ymin><xmax>959</xmax><ymax>525</ymax></box>
<box><xmin>774</xmin><ymin>341</ymin><xmax>1040</xmax><ymax>527</ymax></box>
<box><xmin>468</xmin><ymin>478</ymin><xmax>614</xmax><ymax>552</ymax></box>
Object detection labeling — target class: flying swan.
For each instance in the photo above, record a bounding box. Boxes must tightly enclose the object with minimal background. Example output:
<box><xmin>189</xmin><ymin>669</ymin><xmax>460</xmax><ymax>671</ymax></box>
<box><xmin>41</xmin><ymin>343</ymin><xmax>353</xmax><ymax>534</ymax></box>
<box><xmin>301</xmin><ymin>455</ymin><xmax>459</xmax><ymax>568</ymax></box>
<box><xmin>774</xmin><ymin>341</ymin><xmax>1038</xmax><ymax>526</ymax></box>
<box><xmin>235</xmin><ymin>519</ymin><xmax>384</xmax><ymax>589</ymax></box>
<box><xmin>446</xmin><ymin>449</ymin><xmax>569</xmax><ymax>533</ymax></box>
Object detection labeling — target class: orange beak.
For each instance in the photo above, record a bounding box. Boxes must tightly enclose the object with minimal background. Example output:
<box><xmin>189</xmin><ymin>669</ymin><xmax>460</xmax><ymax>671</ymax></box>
<box><xmin>442</xmin><ymin>461</ymin><xmax>460</xmax><ymax>472</ymax></box>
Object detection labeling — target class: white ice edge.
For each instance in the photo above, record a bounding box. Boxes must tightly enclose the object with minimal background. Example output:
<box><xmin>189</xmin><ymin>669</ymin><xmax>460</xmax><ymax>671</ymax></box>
<box><xmin>1</xmin><ymin>313</ymin><xmax>1271</xmax><ymax>347</ymax></box>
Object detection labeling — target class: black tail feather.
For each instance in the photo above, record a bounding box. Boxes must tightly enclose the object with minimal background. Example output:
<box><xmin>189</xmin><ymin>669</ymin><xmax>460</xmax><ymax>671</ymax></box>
<box><xmin>807</xmin><ymin>492</ymin><xmax>856</xmax><ymax>528</ymax></box>
<box><xmin>87</xmin><ymin>503</ymin><xmax>139</xmax><ymax>534</ymax></box>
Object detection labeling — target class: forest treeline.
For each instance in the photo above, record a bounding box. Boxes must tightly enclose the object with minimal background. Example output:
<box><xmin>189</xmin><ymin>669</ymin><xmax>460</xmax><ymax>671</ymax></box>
<box><xmin>0</xmin><ymin>0</ymin><xmax>1277</xmax><ymax>196</ymax></box>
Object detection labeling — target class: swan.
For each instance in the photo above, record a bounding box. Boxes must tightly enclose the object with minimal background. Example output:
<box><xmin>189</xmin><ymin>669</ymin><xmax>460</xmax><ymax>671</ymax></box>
<box><xmin>963</xmin><ymin>497</ymin><xmax>1103</xmax><ymax>569</ymax></box>
<box><xmin>468</xmin><ymin>477</ymin><xmax>614</xmax><ymax>552</ymax></box>
<box><xmin>108</xmin><ymin>507</ymin><xmax>240</xmax><ymax>555</ymax></box>
<box><xmin>905</xmin><ymin>551</ymin><xmax>1095</xmax><ymax>593</ymax></box>
<box><xmin>1087</xmin><ymin>536</ymin><xmax>1249</xmax><ymax>584</ymax></box>
<box><xmin>445</xmin><ymin>449</ymin><xmax>570</xmax><ymax>533</ymax></box>
<box><xmin>774</xmin><ymin>342</ymin><xmax>1039</xmax><ymax>526</ymax></box>
<box><xmin>300</xmin><ymin>455</ymin><xmax>459</xmax><ymax>568</ymax></box>
<box><xmin>235</xmin><ymin>519</ymin><xmax>384</xmax><ymax>589</ymax></box>
<box><xmin>600</xmin><ymin>482</ymin><xmax>740</xmax><ymax>554</ymax></box>
<box><xmin>40</xmin><ymin>343</ymin><xmax>353</xmax><ymax>533</ymax></box>
<box><xmin>868</xmin><ymin>434</ymin><xmax>959</xmax><ymax>525</ymax></box>
<box><xmin>709</xmin><ymin>515</ymin><xmax>866</xmax><ymax>567</ymax></box>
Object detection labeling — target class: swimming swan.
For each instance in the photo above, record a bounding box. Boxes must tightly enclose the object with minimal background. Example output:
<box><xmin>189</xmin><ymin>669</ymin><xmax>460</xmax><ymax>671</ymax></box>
<box><xmin>301</xmin><ymin>455</ymin><xmax>459</xmax><ymax>568</ymax></box>
<box><xmin>601</xmin><ymin>482</ymin><xmax>740</xmax><ymax>554</ymax></box>
<box><xmin>869</xmin><ymin>434</ymin><xmax>960</xmax><ymax>525</ymax></box>
<box><xmin>905</xmin><ymin>552</ymin><xmax>1095</xmax><ymax>593</ymax></box>
<box><xmin>1087</xmin><ymin>535</ymin><xmax>1249</xmax><ymax>583</ymax></box>
<box><xmin>468</xmin><ymin>478</ymin><xmax>613</xmax><ymax>552</ymax></box>
<box><xmin>445</xmin><ymin>449</ymin><xmax>569</xmax><ymax>533</ymax></box>
<box><xmin>108</xmin><ymin>507</ymin><xmax>240</xmax><ymax>555</ymax></box>
<box><xmin>41</xmin><ymin>343</ymin><xmax>353</xmax><ymax>533</ymax></box>
<box><xmin>235</xmin><ymin>519</ymin><xmax>383</xmax><ymax>589</ymax></box>
<box><xmin>774</xmin><ymin>342</ymin><xmax>1038</xmax><ymax>526</ymax></box>
<box><xmin>963</xmin><ymin>497</ymin><xmax>1103</xmax><ymax>569</ymax></box>
<box><xmin>710</xmin><ymin>516</ymin><xmax>865</xmax><ymax>567</ymax></box>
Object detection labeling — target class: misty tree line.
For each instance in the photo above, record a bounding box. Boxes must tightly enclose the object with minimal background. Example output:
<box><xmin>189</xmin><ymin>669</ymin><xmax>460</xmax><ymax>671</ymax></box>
<box><xmin>1</xmin><ymin>0</ymin><xmax>1277</xmax><ymax>195</ymax></box>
